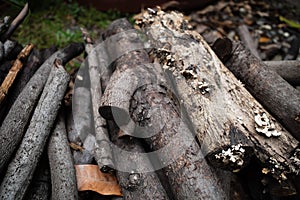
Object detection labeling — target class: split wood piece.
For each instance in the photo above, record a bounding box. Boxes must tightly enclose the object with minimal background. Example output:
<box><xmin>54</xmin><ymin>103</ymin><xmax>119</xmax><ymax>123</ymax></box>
<box><xmin>0</xmin><ymin>60</ymin><xmax>70</xmax><ymax>200</ymax></box>
<box><xmin>108</xmin><ymin>120</ymin><xmax>170</xmax><ymax>200</ymax></box>
<box><xmin>23</xmin><ymin>152</ymin><xmax>51</xmax><ymax>200</ymax></box>
<box><xmin>0</xmin><ymin>3</ymin><xmax>29</xmax><ymax>42</ymax></box>
<box><xmin>136</xmin><ymin>9</ymin><xmax>300</xmax><ymax>187</ymax></box>
<box><xmin>0</xmin><ymin>43</ymin><xmax>84</xmax><ymax>173</ymax></box>
<box><xmin>48</xmin><ymin>111</ymin><xmax>78</xmax><ymax>200</ymax></box>
<box><xmin>0</xmin><ymin>47</ymin><xmax>57</xmax><ymax>124</ymax></box>
<box><xmin>99</xmin><ymin>18</ymin><xmax>228</xmax><ymax>200</ymax></box>
<box><xmin>226</xmin><ymin>41</ymin><xmax>300</xmax><ymax>142</ymax></box>
<box><xmin>82</xmin><ymin>28</ymin><xmax>114</xmax><ymax>173</ymax></box>
<box><xmin>264</xmin><ymin>60</ymin><xmax>300</xmax><ymax>86</ymax></box>
<box><xmin>237</xmin><ymin>24</ymin><xmax>260</xmax><ymax>59</ymax></box>
<box><xmin>71</xmin><ymin>87</ymin><xmax>95</xmax><ymax>164</ymax></box>
<box><xmin>0</xmin><ymin>43</ymin><xmax>34</xmax><ymax>104</ymax></box>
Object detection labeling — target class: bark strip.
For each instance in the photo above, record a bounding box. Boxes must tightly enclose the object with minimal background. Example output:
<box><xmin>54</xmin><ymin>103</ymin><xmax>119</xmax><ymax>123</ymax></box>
<box><xmin>48</xmin><ymin>112</ymin><xmax>78</xmax><ymax>200</ymax></box>
<box><xmin>0</xmin><ymin>43</ymin><xmax>84</xmax><ymax>172</ymax></box>
<box><xmin>0</xmin><ymin>61</ymin><xmax>70</xmax><ymax>200</ymax></box>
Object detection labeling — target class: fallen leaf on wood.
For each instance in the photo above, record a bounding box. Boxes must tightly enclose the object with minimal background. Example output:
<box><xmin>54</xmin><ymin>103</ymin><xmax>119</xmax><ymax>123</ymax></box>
<box><xmin>75</xmin><ymin>164</ymin><xmax>122</xmax><ymax>196</ymax></box>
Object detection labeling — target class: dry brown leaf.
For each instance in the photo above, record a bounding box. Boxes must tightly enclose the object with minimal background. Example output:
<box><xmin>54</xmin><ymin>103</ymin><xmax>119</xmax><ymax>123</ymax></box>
<box><xmin>259</xmin><ymin>36</ymin><xmax>271</xmax><ymax>43</ymax></box>
<box><xmin>75</xmin><ymin>164</ymin><xmax>122</xmax><ymax>196</ymax></box>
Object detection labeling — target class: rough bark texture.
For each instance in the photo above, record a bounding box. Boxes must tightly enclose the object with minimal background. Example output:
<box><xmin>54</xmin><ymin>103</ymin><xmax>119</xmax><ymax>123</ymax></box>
<box><xmin>99</xmin><ymin>18</ymin><xmax>229</xmax><ymax>200</ymax></box>
<box><xmin>0</xmin><ymin>61</ymin><xmax>70</xmax><ymax>200</ymax></box>
<box><xmin>48</xmin><ymin>112</ymin><xmax>78</xmax><ymax>200</ymax></box>
<box><xmin>108</xmin><ymin>121</ymin><xmax>170</xmax><ymax>200</ymax></box>
<box><xmin>0</xmin><ymin>43</ymin><xmax>83</xmax><ymax>173</ymax></box>
<box><xmin>99</xmin><ymin>19</ymin><xmax>170</xmax><ymax>199</ymax></box>
<box><xmin>264</xmin><ymin>60</ymin><xmax>300</xmax><ymax>86</ymax></box>
<box><xmin>0</xmin><ymin>47</ymin><xmax>57</xmax><ymax>124</ymax></box>
<box><xmin>226</xmin><ymin>41</ymin><xmax>300</xmax><ymax>142</ymax></box>
<box><xmin>23</xmin><ymin>153</ymin><xmax>51</xmax><ymax>200</ymax></box>
<box><xmin>137</xmin><ymin>9</ymin><xmax>300</xmax><ymax>189</ymax></box>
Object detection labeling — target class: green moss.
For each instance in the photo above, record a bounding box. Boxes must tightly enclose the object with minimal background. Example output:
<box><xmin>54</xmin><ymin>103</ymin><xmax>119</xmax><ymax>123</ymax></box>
<box><xmin>8</xmin><ymin>1</ymin><xmax>132</xmax><ymax>48</ymax></box>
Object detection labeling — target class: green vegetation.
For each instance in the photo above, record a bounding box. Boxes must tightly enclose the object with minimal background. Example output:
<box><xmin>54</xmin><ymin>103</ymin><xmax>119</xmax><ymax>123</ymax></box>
<box><xmin>4</xmin><ymin>0</ymin><xmax>132</xmax><ymax>48</ymax></box>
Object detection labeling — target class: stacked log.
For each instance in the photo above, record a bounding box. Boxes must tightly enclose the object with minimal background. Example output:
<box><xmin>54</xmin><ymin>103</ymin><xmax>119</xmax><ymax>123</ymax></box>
<box><xmin>0</xmin><ymin>6</ymin><xmax>299</xmax><ymax>200</ymax></box>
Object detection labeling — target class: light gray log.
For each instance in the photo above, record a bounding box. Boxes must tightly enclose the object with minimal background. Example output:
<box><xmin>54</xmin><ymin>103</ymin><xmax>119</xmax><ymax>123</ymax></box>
<box><xmin>138</xmin><ymin>9</ymin><xmax>300</xmax><ymax>191</ymax></box>
<box><xmin>0</xmin><ymin>61</ymin><xmax>70</xmax><ymax>200</ymax></box>
<box><xmin>82</xmin><ymin>28</ymin><xmax>114</xmax><ymax>172</ymax></box>
<box><xmin>0</xmin><ymin>43</ymin><xmax>83</xmax><ymax>173</ymax></box>
<box><xmin>48</xmin><ymin>112</ymin><xmax>78</xmax><ymax>200</ymax></box>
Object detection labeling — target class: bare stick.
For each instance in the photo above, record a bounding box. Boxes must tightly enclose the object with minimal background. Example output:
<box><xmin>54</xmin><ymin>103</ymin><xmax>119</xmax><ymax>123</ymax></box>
<box><xmin>0</xmin><ymin>3</ymin><xmax>29</xmax><ymax>42</ymax></box>
<box><xmin>237</xmin><ymin>24</ymin><xmax>260</xmax><ymax>59</ymax></box>
<box><xmin>0</xmin><ymin>60</ymin><xmax>70</xmax><ymax>200</ymax></box>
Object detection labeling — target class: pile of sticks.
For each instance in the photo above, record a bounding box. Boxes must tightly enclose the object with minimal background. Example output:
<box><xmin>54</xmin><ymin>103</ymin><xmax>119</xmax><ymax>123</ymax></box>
<box><xmin>0</xmin><ymin>5</ymin><xmax>299</xmax><ymax>200</ymax></box>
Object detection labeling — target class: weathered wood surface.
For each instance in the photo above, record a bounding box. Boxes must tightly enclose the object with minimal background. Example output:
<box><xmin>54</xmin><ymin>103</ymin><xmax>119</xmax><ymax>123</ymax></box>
<box><xmin>82</xmin><ymin>28</ymin><xmax>115</xmax><ymax>172</ymax></box>
<box><xmin>99</xmin><ymin>18</ymin><xmax>229</xmax><ymax>200</ymax></box>
<box><xmin>108</xmin><ymin>121</ymin><xmax>170</xmax><ymax>200</ymax></box>
<box><xmin>264</xmin><ymin>60</ymin><xmax>300</xmax><ymax>86</ymax></box>
<box><xmin>71</xmin><ymin>87</ymin><xmax>95</xmax><ymax>164</ymax></box>
<box><xmin>0</xmin><ymin>61</ymin><xmax>70</xmax><ymax>200</ymax></box>
<box><xmin>226</xmin><ymin>41</ymin><xmax>300</xmax><ymax>142</ymax></box>
<box><xmin>0</xmin><ymin>43</ymin><xmax>84</xmax><ymax>173</ymax></box>
<box><xmin>137</xmin><ymin>9</ymin><xmax>300</xmax><ymax>187</ymax></box>
<box><xmin>23</xmin><ymin>153</ymin><xmax>51</xmax><ymax>200</ymax></box>
<box><xmin>48</xmin><ymin>112</ymin><xmax>78</xmax><ymax>200</ymax></box>
<box><xmin>99</xmin><ymin>19</ymin><xmax>171</xmax><ymax>199</ymax></box>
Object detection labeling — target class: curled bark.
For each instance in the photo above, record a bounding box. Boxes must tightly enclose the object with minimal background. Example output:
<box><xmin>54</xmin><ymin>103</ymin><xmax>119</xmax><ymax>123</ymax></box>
<box><xmin>0</xmin><ymin>43</ymin><xmax>84</xmax><ymax>173</ymax></box>
<box><xmin>0</xmin><ymin>60</ymin><xmax>70</xmax><ymax>200</ymax></box>
<box><xmin>48</xmin><ymin>112</ymin><xmax>78</xmax><ymax>200</ymax></box>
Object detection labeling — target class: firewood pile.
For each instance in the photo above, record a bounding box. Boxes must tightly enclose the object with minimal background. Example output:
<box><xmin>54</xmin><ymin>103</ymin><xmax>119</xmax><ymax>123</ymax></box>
<box><xmin>0</xmin><ymin>3</ymin><xmax>300</xmax><ymax>200</ymax></box>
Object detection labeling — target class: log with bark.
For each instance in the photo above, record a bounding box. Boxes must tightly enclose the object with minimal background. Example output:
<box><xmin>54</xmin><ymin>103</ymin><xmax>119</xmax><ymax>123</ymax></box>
<box><xmin>99</xmin><ymin>18</ymin><xmax>171</xmax><ymax>199</ymax></box>
<box><xmin>0</xmin><ymin>43</ymin><xmax>84</xmax><ymax>173</ymax></box>
<box><xmin>48</xmin><ymin>111</ymin><xmax>78</xmax><ymax>200</ymax></box>
<box><xmin>81</xmin><ymin>27</ymin><xmax>115</xmax><ymax>173</ymax></box>
<box><xmin>99</xmin><ymin>18</ymin><xmax>229</xmax><ymax>200</ymax></box>
<box><xmin>0</xmin><ymin>47</ymin><xmax>57</xmax><ymax>124</ymax></box>
<box><xmin>225</xmin><ymin>41</ymin><xmax>300</xmax><ymax>142</ymax></box>
<box><xmin>0</xmin><ymin>60</ymin><xmax>70</xmax><ymax>200</ymax></box>
<box><xmin>135</xmin><ymin>9</ymin><xmax>300</xmax><ymax>195</ymax></box>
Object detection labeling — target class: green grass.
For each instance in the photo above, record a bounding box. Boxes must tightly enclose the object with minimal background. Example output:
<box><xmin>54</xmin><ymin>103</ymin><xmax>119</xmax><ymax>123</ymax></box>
<box><xmin>5</xmin><ymin>1</ymin><xmax>132</xmax><ymax>48</ymax></box>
